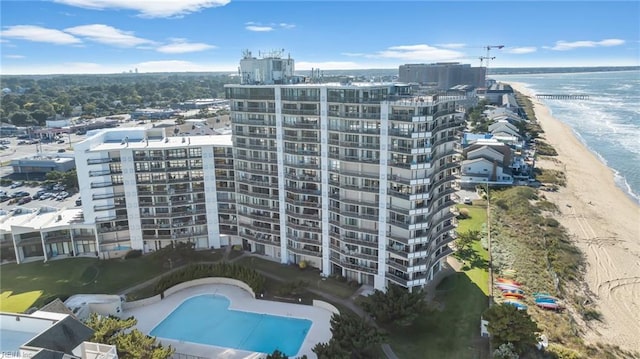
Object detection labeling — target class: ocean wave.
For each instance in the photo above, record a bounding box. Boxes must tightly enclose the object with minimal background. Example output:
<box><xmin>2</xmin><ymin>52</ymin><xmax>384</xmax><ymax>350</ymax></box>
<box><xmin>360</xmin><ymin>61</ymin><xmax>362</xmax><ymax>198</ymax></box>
<box><xmin>614</xmin><ymin>171</ymin><xmax>640</xmax><ymax>205</ymax></box>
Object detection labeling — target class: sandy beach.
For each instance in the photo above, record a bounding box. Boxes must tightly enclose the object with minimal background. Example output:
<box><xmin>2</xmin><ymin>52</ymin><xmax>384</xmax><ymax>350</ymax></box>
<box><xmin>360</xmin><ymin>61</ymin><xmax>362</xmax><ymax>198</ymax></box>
<box><xmin>505</xmin><ymin>82</ymin><xmax>640</xmax><ymax>351</ymax></box>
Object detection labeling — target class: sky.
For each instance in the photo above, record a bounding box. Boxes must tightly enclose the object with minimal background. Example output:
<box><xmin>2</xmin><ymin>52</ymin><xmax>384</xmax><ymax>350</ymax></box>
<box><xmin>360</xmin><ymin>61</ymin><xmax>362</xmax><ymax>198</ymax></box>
<box><xmin>1</xmin><ymin>0</ymin><xmax>639</xmax><ymax>75</ymax></box>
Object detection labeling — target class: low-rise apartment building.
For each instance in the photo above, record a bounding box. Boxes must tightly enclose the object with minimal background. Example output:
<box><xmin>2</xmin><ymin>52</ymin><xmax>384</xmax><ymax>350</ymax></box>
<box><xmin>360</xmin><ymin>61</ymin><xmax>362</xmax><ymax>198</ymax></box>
<box><xmin>74</xmin><ymin>127</ymin><xmax>238</xmax><ymax>253</ymax></box>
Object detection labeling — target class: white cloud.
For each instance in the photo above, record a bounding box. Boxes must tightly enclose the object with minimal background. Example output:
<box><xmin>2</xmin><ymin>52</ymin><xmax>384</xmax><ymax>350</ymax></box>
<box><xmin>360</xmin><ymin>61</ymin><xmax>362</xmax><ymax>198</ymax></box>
<box><xmin>4</xmin><ymin>54</ymin><xmax>25</xmax><ymax>59</ymax></box>
<box><xmin>245</xmin><ymin>25</ymin><xmax>274</xmax><ymax>32</ymax></box>
<box><xmin>54</xmin><ymin>0</ymin><xmax>230</xmax><ymax>18</ymax></box>
<box><xmin>344</xmin><ymin>44</ymin><xmax>465</xmax><ymax>62</ymax></box>
<box><xmin>436</xmin><ymin>43</ymin><xmax>466</xmax><ymax>49</ymax></box>
<box><xmin>506</xmin><ymin>46</ymin><xmax>537</xmax><ymax>54</ymax></box>
<box><xmin>244</xmin><ymin>22</ymin><xmax>295</xmax><ymax>32</ymax></box>
<box><xmin>0</xmin><ymin>25</ymin><xmax>81</xmax><ymax>44</ymax></box>
<box><xmin>157</xmin><ymin>40</ymin><xmax>216</xmax><ymax>54</ymax></box>
<box><xmin>549</xmin><ymin>38</ymin><xmax>625</xmax><ymax>51</ymax></box>
<box><xmin>64</xmin><ymin>24</ymin><xmax>154</xmax><ymax>47</ymax></box>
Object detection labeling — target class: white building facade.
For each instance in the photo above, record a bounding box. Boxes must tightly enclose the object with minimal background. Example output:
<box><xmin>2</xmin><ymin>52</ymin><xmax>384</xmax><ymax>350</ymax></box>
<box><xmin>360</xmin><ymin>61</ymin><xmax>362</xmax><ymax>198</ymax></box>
<box><xmin>74</xmin><ymin>128</ymin><xmax>238</xmax><ymax>254</ymax></box>
<box><xmin>226</xmin><ymin>69</ymin><xmax>465</xmax><ymax>291</ymax></box>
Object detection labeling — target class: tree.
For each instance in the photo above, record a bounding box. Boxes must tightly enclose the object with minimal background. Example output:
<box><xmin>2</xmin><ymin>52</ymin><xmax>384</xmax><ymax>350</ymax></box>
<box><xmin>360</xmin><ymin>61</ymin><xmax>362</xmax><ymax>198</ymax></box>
<box><xmin>45</xmin><ymin>170</ymin><xmax>78</xmax><ymax>190</ymax></box>
<box><xmin>483</xmin><ymin>304</ymin><xmax>539</xmax><ymax>353</ymax></box>
<box><xmin>312</xmin><ymin>342</ymin><xmax>350</xmax><ymax>359</ymax></box>
<box><xmin>30</xmin><ymin>110</ymin><xmax>50</xmax><ymax>125</ymax></box>
<box><xmin>10</xmin><ymin>111</ymin><xmax>32</xmax><ymax>126</ymax></box>
<box><xmin>362</xmin><ymin>283</ymin><xmax>427</xmax><ymax>326</ymax></box>
<box><xmin>313</xmin><ymin>313</ymin><xmax>386</xmax><ymax>359</ymax></box>
<box><xmin>85</xmin><ymin>313</ymin><xmax>174</xmax><ymax>359</ymax></box>
<box><xmin>264</xmin><ymin>349</ymin><xmax>308</xmax><ymax>359</ymax></box>
<box><xmin>493</xmin><ymin>343</ymin><xmax>519</xmax><ymax>359</ymax></box>
<box><xmin>266</xmin><ymin>350</ymin><xmax>288</xmax><ymax>359</ymax></box>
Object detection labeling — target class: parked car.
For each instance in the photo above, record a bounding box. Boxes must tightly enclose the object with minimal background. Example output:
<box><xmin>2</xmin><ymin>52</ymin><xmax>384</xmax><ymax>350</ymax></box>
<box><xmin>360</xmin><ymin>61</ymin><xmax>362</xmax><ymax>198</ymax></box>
<box><xmin>57</xmin><ymin>140</ymin><xmax>65</xmax><ymax>144</ymax></box>
<box><xmin>0</xmin><ymin>195</ymin><xmax>11</xmax><ymax>202</ymax></box>
<box><xmin>57</xmin><ymin>149</ymin><xmax>66</xmax><ymax>153</ymax></box>
<box><xmin>10</xmin><ymin>181</ymin><xmax>24</xmax><ymax>189</ymax></box>
<box><xmin>11</xmin><ymin>191</ymin><xmax>29</xmax><ymax>198</ymax></box>
<box><xmin>75</xmin><ymin>198</ymin><xmax>82</xmax><ymax>206</ymax></box>
<box><xmin>18</xmin><ymin>197</ymin><xmax>32</xmax><ymax>205</ymax></box>
<box><xmin>463</xmin><ymin>197</ymin><xmax>473</xmax><ymax>205</ymax></box>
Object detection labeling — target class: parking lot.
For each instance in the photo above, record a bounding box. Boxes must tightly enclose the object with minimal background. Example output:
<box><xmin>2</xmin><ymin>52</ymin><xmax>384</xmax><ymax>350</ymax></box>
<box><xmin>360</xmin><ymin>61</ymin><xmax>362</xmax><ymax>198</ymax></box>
<box><xmin>0</xmin><ymin>182</ymin><xmax>81</xmax><ymax>212</ymax></box>
<box><xmin>0</xmin><ymin>133</ymin><xmax>86</xmax><ymax>212</ymax></box>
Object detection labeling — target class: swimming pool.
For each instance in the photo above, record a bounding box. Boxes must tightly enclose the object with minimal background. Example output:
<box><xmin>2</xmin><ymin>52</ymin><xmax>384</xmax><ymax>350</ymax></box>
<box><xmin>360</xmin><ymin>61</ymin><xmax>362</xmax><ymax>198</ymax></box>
<box><xmin>150</xmin><ymin>294</ymin><xmax>312</xmax><ymax>356</ymax></box>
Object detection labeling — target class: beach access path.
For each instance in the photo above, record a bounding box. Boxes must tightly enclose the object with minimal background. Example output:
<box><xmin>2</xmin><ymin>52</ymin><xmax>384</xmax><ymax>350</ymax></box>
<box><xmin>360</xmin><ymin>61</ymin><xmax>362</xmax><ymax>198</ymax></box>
<box><xmin>507</xmin><ymin>82</ymin><xmax>640</xmax><ymax>352</ymax></box>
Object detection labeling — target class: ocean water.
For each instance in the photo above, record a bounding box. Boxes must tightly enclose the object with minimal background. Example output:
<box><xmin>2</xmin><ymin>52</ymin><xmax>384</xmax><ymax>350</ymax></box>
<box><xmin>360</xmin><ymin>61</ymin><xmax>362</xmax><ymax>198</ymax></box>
<box><xmin>492</xmin><ymin>71</ymin><xmax>640</xmax><ymax>204</ymax></box>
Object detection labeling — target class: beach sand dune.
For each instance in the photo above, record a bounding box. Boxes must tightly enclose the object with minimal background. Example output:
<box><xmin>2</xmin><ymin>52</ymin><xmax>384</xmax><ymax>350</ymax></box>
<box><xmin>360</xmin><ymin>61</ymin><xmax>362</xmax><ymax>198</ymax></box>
<box><xmin>507</xmin><ymin>82</ymin><xmax>640</xmax><ymax>351</ymax></box>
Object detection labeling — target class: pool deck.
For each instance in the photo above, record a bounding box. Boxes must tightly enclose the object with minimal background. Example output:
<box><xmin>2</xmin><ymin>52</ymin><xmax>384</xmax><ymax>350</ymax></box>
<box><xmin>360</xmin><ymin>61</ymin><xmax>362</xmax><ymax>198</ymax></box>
<box><xmin>125</xmin><ymin>284</ymin><xmax>333</xmax><ymax>359</ymax></box>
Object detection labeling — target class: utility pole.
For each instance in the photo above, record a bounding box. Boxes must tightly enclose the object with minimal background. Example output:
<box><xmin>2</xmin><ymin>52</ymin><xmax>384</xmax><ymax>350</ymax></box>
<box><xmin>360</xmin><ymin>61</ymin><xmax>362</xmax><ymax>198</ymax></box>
<box><xmin>487</xmin><ymin>182</ymin><xmax>493</xmax><ymax>305</ymax></box>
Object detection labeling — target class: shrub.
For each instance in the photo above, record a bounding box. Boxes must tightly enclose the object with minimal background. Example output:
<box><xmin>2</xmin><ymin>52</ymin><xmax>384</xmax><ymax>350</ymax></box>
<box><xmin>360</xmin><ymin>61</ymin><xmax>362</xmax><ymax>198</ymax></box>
<box><xmin>493</xmin><ymin>343</ymin><xmax>519</xmax><ymax>359</ymax></box>
<box><xmin>154</xmin><ymin>262</ymin><xmax>265</xmax><ymax>295</ymax></box>
<box><xmin>581</xmin><ymin>308</ymin><xmax>602</xmax><ymax>322</ymax></box>
<box><xmin>458</xmin><ymin>208</ymin><xmax>471</xmax><ymax>219</ymax></box>
<box><xmin>547</xmin><ymin>344</ymin><xmax>583</xmax><ymax>359</ymax></box>
<box><xmin>545</xmin><ymin>218</ymin><xmax>560</xmax><ymax>227</ymax></box>
<box><xmin>125</xmin><ymin>249</ymin><xmax>143</xmax><ymax>259</ymax></box>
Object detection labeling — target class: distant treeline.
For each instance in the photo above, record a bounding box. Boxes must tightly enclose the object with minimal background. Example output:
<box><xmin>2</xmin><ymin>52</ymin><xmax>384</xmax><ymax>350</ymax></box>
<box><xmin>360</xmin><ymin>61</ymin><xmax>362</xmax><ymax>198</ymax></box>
<box><xmin>0</xmin><ymin>73</ymin><xmax>239</xmax><ymax>127</ymax></box>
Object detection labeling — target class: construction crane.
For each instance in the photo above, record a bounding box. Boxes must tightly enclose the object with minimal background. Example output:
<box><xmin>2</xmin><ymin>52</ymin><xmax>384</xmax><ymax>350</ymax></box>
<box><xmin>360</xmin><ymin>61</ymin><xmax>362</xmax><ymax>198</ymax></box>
<box><xmin>479</xmin><ymin>45</ymin><xmax>504</xmax><ymax>85</ymax></box>
<box><xmin>479</xmin><ymin>45</ymin><xmax>504</xmax><ymax>70</ymax></box>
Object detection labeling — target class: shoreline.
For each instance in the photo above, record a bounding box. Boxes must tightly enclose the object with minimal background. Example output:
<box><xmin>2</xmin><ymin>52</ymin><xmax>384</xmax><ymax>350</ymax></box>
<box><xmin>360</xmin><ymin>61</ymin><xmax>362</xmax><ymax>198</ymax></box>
<box><xmin>505</xmin><ymin>81</ymin><xmax>640</xmax><ymax>351</ymax></box>
<box><xmin>551</xmin><ymin>112</ymin><xmax>640</xmax><ymax>206</ymax></box>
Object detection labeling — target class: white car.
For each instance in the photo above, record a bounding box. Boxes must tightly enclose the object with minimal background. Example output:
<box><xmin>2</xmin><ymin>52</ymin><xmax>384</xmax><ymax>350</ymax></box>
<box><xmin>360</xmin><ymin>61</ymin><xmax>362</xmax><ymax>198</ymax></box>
<box><xmin>463</xmin><ymin>197</ymin><xmax>472</xmax><ymax>205</ymax></box>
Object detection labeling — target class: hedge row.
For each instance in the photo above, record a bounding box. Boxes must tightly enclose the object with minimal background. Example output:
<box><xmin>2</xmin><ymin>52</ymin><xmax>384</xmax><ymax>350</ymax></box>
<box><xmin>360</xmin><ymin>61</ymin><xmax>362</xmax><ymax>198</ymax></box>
<box><xmin>154</xmin><ymin>263</ymin><xmax>265</xmax><ymax>295</ymax></box>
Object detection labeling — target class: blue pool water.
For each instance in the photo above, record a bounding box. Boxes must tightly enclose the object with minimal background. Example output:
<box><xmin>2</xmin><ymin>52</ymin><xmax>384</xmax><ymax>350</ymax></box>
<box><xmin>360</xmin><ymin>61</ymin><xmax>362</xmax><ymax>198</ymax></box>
<box><xmin>150</xmin><ymin>294</ymin><xmax>312</xmax><ymax>356</ymax></box>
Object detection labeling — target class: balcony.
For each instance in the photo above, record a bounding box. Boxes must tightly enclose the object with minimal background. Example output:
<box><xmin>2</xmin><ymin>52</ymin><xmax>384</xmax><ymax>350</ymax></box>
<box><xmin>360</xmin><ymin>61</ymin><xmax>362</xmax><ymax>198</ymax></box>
<box><xmin>285</xmin><ymin>197</ymin><xmax>320</xmax><ymax>208</ymax></box>
<box><xmin>92</xmin><ymin>192</ymin><xmax>124</xmax><ymax>200</ymax></box>
<box><xmin>385</xmin><ymin>271</ymin><xmax>409</xmax><ymax>287</ymax></box>
<box><xmin>330</xmin><ymin>256</ymin><xmax>378</xmax><ymax>274</ymax></box>
<box><xmin>286</xmin><ymin>209</ymin><xmax>320</xmax><ymax>220</ymax></box>
<box><xmin>288</xmin><ymin>235</ymin><xmax>321</xmax><ymax>246</ymax></box>
<box><xmin>87</xmin><ymin>157</ymin><xmax>120</xmax><ymax>165</ymax></box>
<box><xmin>281</xmin><ymin>109</ymin><xmax>320</xmax><ymax>116</ymax></box>
<box><xmin>89</xmin><ymin>169</ymin><xmax>112</xmax><ymax>177</ymax></box>
<box><xmin>234</xmin><ymin>117</ymin><xmax>275</xmax><ymax>125</ymax></box>
<box><xmin>239</xmin><ymin>232</ymin><xmax>279</xmax><ymax>246</ymax></box>
<box><xmin>287</xmin><ymin>245</ymin><xmax>321</xmax><ymax>257</ymax></box>
<box><xmin>282</xmin><ymin>121</ymin><xmax>319</xmax><ymax>130</ymax></box>
<box><xmin>339</xmin><ymin>236</ymin><xmax>378</xmax><ymax>249</ymax></box>
<box><xmin>281</xmin><ymin>95</ymin><xmax>320</xmax><ymax>102</ymax></box>
<box><xmin>91</xmin><ymin>182</ymin><xmax>113</xmax><ymax>189</ymax></box>
<box><xmin>386</xmin><ymin>258</ymin><xmax>409</xmax><ymax>272</ymax></box>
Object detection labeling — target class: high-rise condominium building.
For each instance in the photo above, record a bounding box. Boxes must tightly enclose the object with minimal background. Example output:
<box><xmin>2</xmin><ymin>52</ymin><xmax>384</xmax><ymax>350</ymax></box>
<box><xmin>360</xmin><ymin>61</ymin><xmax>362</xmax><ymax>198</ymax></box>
<box><xmin>74</xmin><ymin>127</ymin><xmax>237</xmax><ymax>253</ymax></box>
<box><xmin>226</xmin><ymin>53</ymin><xmax>466</xmax><ymax>291</ymax></box>
<box><xmin>399</xmin><ymin>62</ymin><xmax>486</xmax><ymax>89</ymax></box>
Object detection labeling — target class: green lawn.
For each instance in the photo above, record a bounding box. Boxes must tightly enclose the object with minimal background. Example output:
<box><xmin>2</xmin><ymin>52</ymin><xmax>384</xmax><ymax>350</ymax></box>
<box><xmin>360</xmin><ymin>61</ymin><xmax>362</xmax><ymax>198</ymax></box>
<box><xmin>456</xmin><ymin>204</ymin><xmax>490</xmax><ymax>295</ymax></box>
<box><xmin>235</xmin><ymin>256</ymin><xmax>358</xmax><ymax>299</ymax></box>
<box><xmin>456</xmin><ymin>204</ymin><xmax>488</xmax><ymax>233</ymax></box>
<box><xmin>389</xmin><ymin>274</ymin><xmax>489</xmax><ymax>359</ymax></box>
<box><xmin>0</xmin><ymin>255</ymin><xmax>170</xmax><ymax>312</ymax></box>
<box><xmin>386</xmin><ymin>204</ymin><xmax>492</xmax><ymax>358</ymax></box>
